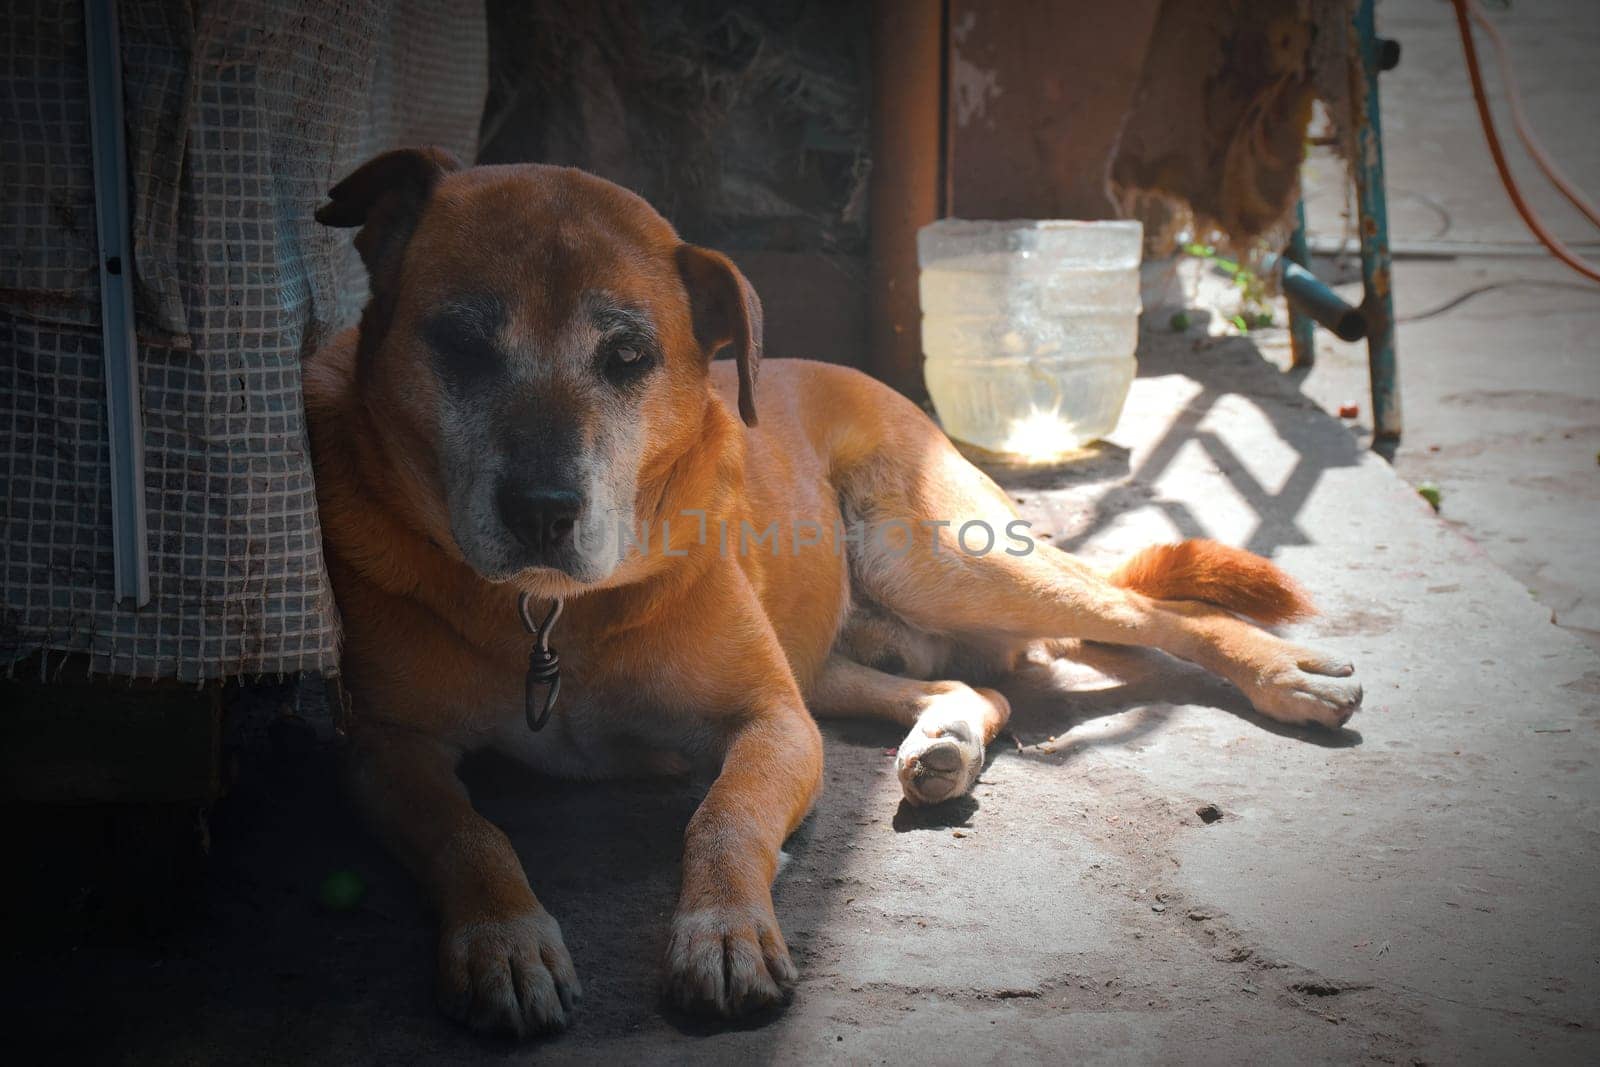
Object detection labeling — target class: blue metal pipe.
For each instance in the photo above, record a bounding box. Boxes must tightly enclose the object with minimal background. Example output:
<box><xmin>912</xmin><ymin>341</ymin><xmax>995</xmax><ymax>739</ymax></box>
<box><xmin>1281</xmin><ymin>258</ymin><xmax>1367</xmax><ymax>342</ymax></box>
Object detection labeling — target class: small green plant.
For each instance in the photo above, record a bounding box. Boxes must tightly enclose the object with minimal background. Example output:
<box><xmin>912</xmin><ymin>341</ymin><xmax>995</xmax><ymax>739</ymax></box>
<box><xmin>1183</xmin><ymin>241</ymin><xmax>1275</xmax><ymax>333</ymax></box>
<box><xmin>320</xmin><ymin>868</ymin><xmax>367</xmax><ymax>912</ymax></box>
<box><xmin>1169</xmin><ymin>311</ymin><xmax>1191</xmax><ymax>332</ymax></box>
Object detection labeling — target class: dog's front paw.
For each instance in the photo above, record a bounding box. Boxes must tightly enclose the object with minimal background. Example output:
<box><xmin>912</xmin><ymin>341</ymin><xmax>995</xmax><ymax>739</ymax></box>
<box><xmin>1246</xmin><ymin>648</ymin><xmax>1363</xmax><ymax>728</ymax></box>
<box><xmin>438</xmin><ymin>908</ymin><xmax>581</xmax><ymax>1037</ymax></box>
<box><xmin>664</xmin><ymin>902</ymin><xmax>796</xmax><ymax>1017</ymax></box>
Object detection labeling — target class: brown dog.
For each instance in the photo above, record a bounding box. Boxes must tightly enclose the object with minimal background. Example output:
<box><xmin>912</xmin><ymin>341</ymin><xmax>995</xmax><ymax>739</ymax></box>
<box><xmin>305</xmin><ymin>148</ymin><xmax>1361</xmax><ymax>1037</ymax></box>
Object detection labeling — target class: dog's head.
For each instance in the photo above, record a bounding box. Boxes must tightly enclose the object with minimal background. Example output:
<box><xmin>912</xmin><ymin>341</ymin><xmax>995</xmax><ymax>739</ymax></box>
<box><xmin>316</xmin><ymin>148</ymin><xmax>760</xmax><ymax>589</ymax></box>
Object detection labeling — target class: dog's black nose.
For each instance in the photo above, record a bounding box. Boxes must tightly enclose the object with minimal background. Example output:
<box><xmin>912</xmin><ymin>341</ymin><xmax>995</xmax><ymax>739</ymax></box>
<box><xmin>496</xmin><ymin>483</ymin><xmax>580</xmax><ymax>553</ymax></box>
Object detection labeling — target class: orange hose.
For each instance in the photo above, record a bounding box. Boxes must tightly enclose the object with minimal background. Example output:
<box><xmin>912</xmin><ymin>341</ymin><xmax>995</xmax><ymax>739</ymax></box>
<box><xmin>1466</xmin><ymin>0</ymin><xmax>1600</xmax><ymax>230</ymax></box>
<box><xmin>1450</xmin><ymin>0</ymin><xmax>1600</xmax><ymax>284</ymax></box>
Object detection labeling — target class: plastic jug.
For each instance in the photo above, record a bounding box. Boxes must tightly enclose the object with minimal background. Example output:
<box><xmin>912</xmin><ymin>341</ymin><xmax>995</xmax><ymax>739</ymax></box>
<box><xmin>917</xmin><ymin>219</ymin><xmax>1143</xmax><ymax>458</ymax></box>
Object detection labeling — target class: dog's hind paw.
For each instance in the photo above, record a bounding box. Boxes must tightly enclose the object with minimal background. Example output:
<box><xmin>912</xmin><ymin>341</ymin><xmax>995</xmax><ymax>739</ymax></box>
<box><xmin>896</xmin><ymin>692</ymin><xmax>997</xmax><ymax>806</ymax></box>
<box><xmin>438</xmin><ymin>908</ymin><xmax>581</xmax><ymax>1037</ymax></box>
<box><xmin>1246</xmin><ymin>647</ymin><xmax>1363</xmax><ymax>729</ymax></box>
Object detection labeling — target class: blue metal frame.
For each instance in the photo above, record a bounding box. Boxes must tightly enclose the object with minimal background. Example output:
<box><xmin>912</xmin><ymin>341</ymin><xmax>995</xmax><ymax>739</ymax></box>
<box><xmin>1285</xmin><ymin>200</ymin><xmax>1317</xmax><ymax>368</ymax></box>
<box><xmin>83</xmin><ymin>0</ymin><xmax>150</xmax><ymax>606</ymax></box>
<box><xmin>1281</xmin><ymin>1</ymin><xmax>1400</xmax><ymax>450</ymax></box>
<box><xmin>1352</xmin><ymin>0</ymin><xmax>1402</xmax><ymax>445</ymax></box>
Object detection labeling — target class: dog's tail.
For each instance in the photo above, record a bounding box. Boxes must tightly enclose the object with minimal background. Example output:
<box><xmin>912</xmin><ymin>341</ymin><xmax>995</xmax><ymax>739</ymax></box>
<box><xmin>1108</xmin><ymin>540</ymin><xmax>1314</xmax><ymax>626</ymax></box>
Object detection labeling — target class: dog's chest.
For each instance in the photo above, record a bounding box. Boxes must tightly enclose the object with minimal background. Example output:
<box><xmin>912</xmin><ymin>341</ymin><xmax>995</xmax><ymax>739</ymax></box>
<box><xmin>481</xmin><ymin>657</ymin><xmax>710</xmax><ymax>779</ymax></box>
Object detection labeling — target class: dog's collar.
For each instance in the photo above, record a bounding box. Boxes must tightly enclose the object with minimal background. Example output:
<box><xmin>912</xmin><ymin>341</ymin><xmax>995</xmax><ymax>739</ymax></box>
<box><xmin>519</xmin><ymin>592</ymin><xmax>563</xmax><ymax>732</ymax></box>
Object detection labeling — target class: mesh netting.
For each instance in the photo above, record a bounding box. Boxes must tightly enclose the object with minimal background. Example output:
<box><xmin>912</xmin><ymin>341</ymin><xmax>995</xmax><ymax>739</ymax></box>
<box><xmin>1</xmin><ymin>0</ymin><xmax>486</xmax><ymax>680</ymax></box>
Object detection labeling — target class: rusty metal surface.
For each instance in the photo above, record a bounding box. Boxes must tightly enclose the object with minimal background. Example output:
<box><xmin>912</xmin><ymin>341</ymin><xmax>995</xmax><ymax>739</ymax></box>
<box><xmin>948</xmin><ymin>0</ymin><xmax>1159</xmax><ymax>222</ymax></box>
<box><xmin>866</xmin><ymin>0</ymin><xmax>943</xmax><ymax>397</ymax></box>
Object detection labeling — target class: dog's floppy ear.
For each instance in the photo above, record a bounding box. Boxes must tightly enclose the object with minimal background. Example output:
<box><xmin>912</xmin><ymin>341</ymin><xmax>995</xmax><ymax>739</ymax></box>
<box><xmin>316</xmin><ymin>147</ymin><xmax>462</xmax><ymax>290</ymax></box>
<box><xmin>676</xmin><ymin>245</ymin><xmax>762</xmax><ymax>427</ymax></box>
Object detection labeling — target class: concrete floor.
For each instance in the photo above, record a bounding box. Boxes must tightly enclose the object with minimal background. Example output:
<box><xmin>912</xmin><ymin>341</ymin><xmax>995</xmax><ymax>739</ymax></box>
<box><xmin>13</xmin><ymin>329</ymin><xmax>1598</xmax><ymax>1064</ymax></box>
<box><xmin>1294</xmin><ymin>0</ymin><xmax>1600</xmax><ymax>652</ymax></box>
<box><xmin>7</xmin><ymin>1</ymin><xmax>1600</xmax><ymax>1063</ymax></box>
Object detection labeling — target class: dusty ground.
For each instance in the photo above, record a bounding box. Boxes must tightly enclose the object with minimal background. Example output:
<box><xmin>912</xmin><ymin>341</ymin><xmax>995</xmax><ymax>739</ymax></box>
<box><xmin>5</xmin><ymin>1</ymin><xmax>1599</xmax><ymax>1063</ymax></box>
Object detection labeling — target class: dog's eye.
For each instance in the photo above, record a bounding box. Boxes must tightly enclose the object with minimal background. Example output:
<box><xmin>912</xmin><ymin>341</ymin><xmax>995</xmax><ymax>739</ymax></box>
<box><xmin>601</xmin><ymin>340</ymin><xmax>657</xmax><ymax>384</ymax></box>
<box><xmin>424</xmin><ymin>297</ymin><xmax>507</xmax><ymax>391</ymax></box>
